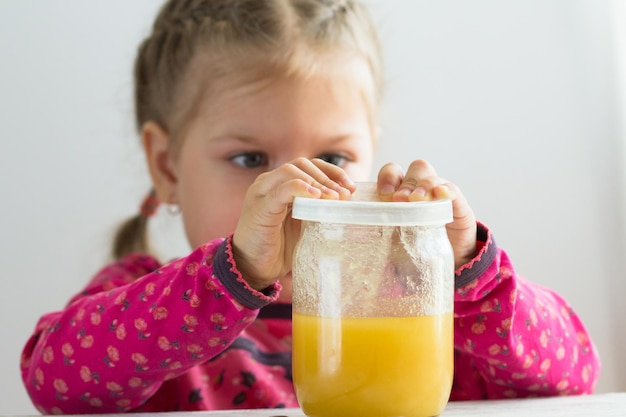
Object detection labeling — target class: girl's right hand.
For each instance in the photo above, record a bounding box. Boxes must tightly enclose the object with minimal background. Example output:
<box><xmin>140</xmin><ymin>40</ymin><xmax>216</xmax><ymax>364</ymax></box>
<box><xmin>232</xmin><ymin>158</ymin><xmax>355</xmax><ymax>291</ymax></box>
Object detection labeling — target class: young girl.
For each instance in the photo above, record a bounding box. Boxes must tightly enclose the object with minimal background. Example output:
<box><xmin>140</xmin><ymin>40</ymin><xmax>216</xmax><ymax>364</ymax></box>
<box><xmin>21</xmin><ymin>0</ymin><xmax>600</xmax><ymax>414</ymax></box>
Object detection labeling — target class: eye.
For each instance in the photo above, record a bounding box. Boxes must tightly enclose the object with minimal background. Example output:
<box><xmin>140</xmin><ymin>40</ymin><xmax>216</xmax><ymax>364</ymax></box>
<box><xmin>316</xmin><ymin>153</ymin><xmax>350</xmax><ymax>167</ymax></box>
<box><xmin>229</xmin><ymin>152</ymin><xmax>268</xmax><ymax>169</ymax></box>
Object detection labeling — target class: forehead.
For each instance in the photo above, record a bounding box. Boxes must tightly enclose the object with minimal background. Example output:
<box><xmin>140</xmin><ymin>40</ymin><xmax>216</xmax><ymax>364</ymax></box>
<box><xmin>229</xmin><ymin>76</ymin><xmax>374</xmax><ymax>144</ymax></box>
<box><xmin>193</xmin><ymin>51</ymin><xmax>380</xmax><ymax>108</ymax></box>
<box><xmin>168</xmin><ymin>48</ymin><xmax>378</xmax><ymax>149</ymax></box>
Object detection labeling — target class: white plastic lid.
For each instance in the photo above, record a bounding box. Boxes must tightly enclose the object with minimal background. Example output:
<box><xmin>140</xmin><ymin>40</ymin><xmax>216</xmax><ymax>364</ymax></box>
<box><xmin>292</xmin><ymin>182</ymin><xmax>453</xmax><ymax>226</ymax></box>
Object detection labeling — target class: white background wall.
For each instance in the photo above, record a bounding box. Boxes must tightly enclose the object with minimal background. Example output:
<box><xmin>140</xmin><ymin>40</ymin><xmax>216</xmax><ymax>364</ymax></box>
<box><xmin>1</xmin><ymin>0</ymin><xmax>625</xmax><ymax>414</ymax></box>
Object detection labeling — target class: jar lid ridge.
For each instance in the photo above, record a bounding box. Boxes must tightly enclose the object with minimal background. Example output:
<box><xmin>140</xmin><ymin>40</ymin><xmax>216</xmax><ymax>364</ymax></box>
<box><xmin>292</xmin><ymin>182</ymin><xmax>453</xmax><ymax>226</ymax></box>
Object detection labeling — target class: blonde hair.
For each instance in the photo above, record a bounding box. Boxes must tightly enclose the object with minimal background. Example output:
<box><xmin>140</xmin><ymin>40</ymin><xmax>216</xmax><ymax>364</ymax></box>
<box><xmin>112</xmin><ymin>0</ymin><xmax>384</xmax><ymax>259</ymax></box>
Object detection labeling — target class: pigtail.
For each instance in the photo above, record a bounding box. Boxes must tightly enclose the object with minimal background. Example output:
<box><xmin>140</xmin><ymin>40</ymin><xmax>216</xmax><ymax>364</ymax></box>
<box><xmin>111</xmin><ymin>189</ymin><xmax>159</xmax><ymax>260</ymax></box>
<box><xmin>112</xmin><ymin>214</ymin><xmax>149</xmax><ymax>260</ymax></box>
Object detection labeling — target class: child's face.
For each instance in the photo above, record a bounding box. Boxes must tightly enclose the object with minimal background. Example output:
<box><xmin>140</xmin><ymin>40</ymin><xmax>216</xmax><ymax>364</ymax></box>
<box><xmin>163</xmin><ymin>70</ymin><xmax>375</xmax><ymax>250</ymax></box>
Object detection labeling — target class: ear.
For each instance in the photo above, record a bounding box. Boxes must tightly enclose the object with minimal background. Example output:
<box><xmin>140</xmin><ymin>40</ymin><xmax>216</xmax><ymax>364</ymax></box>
<box><xmin>141</xmin><ymin>121</ymin><xmax>179</xmax><ymax>204</ymax></box>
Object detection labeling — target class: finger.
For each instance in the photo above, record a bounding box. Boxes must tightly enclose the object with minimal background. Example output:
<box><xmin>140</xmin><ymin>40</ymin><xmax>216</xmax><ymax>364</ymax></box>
<box><xmin>264</xmin><ymin>178</ymin><xmax>326</xmax><ymax>218</ymax></box>
<box><xmin>292</xmin><ymin>157</ymin><xmax>354</xmax><ymax>199</ymax></box>
<box><xmin>308</xmin><ymin>158</ymin><xmax>356</xmax><ymax>189</ymax></box>
<box><xmin>245</xmin><ymin>176</ymin><xmax>321</xmax><ymax>224</ymax></box>
<box><xmin>402</xmin><ymin>177</ymin><xmax>453</xmax><ymax>202</ymax></box>
<box><xmin>249</xmin><ymin>159</ymin><xmax>348</xmax><ymax>210</ymax></box>
<box><xmin>376</xmin><ymin>162</ymin><xmax>405</xmax><ymax>201</ymax></box>
<box><xmin>401</xmin><ymin>159</ymin><xmax>437</xmax><ymax>188</ymax></box>
<box><xmin>440</xmin><ymin>182</ymin><xmax>474</xmax><ymax>230</ymax></box>
<box><xmin>395</xmin><ymin>159</ymin><xmax>442</xmax><ymax>201</ymax></box>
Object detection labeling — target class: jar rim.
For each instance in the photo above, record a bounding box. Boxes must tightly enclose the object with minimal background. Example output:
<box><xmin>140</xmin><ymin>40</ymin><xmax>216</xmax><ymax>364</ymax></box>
<box><xmin>292</xmin><ymin>182</ymin><xmax>453</xmax><ymax>226</ymax></box>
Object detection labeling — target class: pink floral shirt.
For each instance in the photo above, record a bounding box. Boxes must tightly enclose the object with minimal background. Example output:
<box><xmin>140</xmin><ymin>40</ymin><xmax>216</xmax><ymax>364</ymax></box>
<box><xmin>20</xmin><ymin>223</ymin><xmax>601</xmax><ymax>414</ymax></box>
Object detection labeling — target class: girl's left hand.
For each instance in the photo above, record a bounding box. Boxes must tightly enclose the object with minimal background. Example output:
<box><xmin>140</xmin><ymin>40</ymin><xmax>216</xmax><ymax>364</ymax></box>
<box><xmin>376</xmin><ymin>159</ymin><xmax>477</xmax><ymax>269</ymax></box>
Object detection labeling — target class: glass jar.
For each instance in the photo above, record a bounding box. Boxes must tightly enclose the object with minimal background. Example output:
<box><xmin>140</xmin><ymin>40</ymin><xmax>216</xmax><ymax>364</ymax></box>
<box><xmin>291</xmin><ymin>182</ymin><xmax>454</xmax><ymax>417</ymax></box>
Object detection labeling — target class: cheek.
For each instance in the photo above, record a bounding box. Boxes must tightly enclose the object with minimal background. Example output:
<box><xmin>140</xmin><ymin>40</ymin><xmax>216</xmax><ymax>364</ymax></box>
<box><xmin>181</xmin><ymin>190</ymin><xmax>246</xmax><ymax>248</ymax></box>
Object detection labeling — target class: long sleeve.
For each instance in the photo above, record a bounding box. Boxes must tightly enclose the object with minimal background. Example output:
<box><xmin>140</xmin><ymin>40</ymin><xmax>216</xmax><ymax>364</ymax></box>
<box><xmin>20</xmin><ymin>237</ymin><xmax>280</xmax><ymax>414</ymax></box>
<box><xmin>450</xmin><ymin>223</ymin><xmax>601</xmax><ymax>400</ymax></box>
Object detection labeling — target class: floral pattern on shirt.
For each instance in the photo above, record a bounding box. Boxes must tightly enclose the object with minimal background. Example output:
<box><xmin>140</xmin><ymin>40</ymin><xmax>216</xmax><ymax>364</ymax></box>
<box><xmin>20</xmin><ymin>224</ymin><xmax>600</xmax><ymax>414</ymax></box>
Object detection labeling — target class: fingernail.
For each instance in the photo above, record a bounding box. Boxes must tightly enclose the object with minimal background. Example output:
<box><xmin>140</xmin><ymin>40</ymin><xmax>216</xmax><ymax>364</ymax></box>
<box><xmin>380</xmin><ymin>185</ymin><xmax>395</xmax><ymax>195</ymax></box>
<box><xmin>322</xmin><ymin>186</ymin><xmax>339</xmax><ymax>198</ymax></box>
<box><xmin>341</xmin><ymin>176</ymin><xmax>355</xmax><ymax>188</ymax></box>
<box><xmin>414</xmin><ymin>187</ymin><xmax>426</xmax><ymax>197</ymax></box>
<box><xmin>396</xmin><ymin>188</ymin><xmax>411</xmax><ymax>198</ymax></box>
<box><xmin>330</xmin><ymin>184</ymin><xmax>349</xmax><ymax>197</ymax></box>
<box><xmin>334</xmin><ymin>186</ymin><xmax>351</xmax><ymax>199</ymax></box>
<box><xmin>307</xmin><ymin>185</ymin><xmax>322</xmax><ymax>196</ymax></box>
<box><xmin>436</xmin><ymin>185</ymin><xmax>450</xmax><ymax>198</ymax></box>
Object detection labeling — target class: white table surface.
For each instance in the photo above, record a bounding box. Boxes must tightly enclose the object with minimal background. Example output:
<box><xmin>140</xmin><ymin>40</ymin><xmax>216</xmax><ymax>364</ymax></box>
<box><xmin>201</xmin><ymin>393</ymin><xmax>626</xmax><ymax>417</ymax></box>
<box><xmin>24</xmin><ymin>392</ymin><xmax>623</xmax><ymax>417</ymax></box>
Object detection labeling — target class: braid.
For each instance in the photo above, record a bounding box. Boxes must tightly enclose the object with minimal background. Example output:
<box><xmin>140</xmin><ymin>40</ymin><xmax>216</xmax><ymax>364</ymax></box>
<box><xmin>133</xmin><ymin>0</ymin><xmax>382</xmax><ymax>140</ymax></box>
<box><xmin>113</xmin><ymin>0</ymin><xmax>383</xmax><ymax>260</ymax></box>
<box><xmin>112</xmin><ymin>213</ymin><xmax>150</xmax><ymax>260</ymax></box>
<box><xmin>111</xmin><ymin>189</ymin><xmax>158</xmax><ymax>259</ymax></box>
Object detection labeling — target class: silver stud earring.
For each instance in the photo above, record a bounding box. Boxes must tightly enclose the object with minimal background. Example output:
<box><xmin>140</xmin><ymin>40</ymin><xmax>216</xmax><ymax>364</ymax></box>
<box><xmin>166</xmin><ymin>204</ymin><xmax>181</xmax><ymax>216</ymax></box>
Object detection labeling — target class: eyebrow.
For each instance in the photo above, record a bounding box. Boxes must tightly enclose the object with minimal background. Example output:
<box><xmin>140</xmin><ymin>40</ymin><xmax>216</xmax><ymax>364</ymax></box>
<box><xmin>210</xmin><ymin>133</ymin><xmax>364</xmax><ymax>146</ymax></box>
<box><xmin>208</xmin><ymin>135</ymin><xmax>262</xmax><ymax>145</ymax></box>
